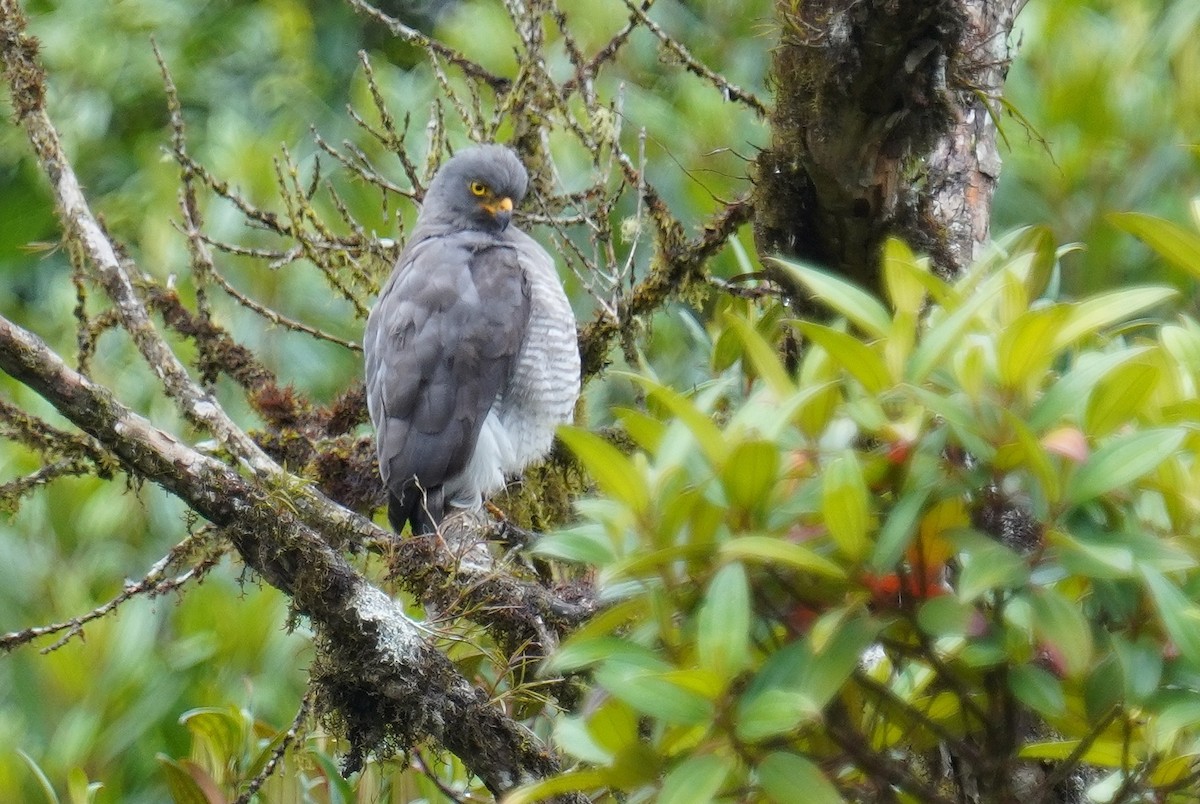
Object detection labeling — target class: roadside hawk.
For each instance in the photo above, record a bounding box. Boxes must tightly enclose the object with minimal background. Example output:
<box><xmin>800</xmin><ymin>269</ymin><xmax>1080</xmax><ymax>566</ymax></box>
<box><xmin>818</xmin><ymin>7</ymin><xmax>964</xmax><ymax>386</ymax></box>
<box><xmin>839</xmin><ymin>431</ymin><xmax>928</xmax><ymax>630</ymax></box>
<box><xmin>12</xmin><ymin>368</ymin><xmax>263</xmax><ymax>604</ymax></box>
<box><xmin>364</xmin><ymin>144</ymin><xmax>580</xmax><ymax>535</ymax></box>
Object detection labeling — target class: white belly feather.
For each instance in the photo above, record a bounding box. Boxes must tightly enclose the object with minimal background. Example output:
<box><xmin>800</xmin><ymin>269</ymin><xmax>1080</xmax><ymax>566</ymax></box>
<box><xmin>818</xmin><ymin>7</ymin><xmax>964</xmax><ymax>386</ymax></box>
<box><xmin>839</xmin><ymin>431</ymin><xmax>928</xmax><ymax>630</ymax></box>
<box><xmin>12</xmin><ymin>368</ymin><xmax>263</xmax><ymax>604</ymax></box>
<box><xmin>445</xmin><ymin>236</ymin><xmax>579</xmax><ymax>509</ymax></box>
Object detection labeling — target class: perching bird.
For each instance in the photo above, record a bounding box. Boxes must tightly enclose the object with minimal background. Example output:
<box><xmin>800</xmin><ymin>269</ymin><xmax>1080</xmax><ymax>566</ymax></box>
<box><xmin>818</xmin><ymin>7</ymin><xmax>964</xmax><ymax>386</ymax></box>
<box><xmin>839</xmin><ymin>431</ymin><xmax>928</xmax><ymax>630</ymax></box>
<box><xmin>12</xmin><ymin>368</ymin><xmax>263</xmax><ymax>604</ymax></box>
<box><xmin>364</xmin><ymin>144</ymin><xmax>580</xmax><ymax>535</ymax></box>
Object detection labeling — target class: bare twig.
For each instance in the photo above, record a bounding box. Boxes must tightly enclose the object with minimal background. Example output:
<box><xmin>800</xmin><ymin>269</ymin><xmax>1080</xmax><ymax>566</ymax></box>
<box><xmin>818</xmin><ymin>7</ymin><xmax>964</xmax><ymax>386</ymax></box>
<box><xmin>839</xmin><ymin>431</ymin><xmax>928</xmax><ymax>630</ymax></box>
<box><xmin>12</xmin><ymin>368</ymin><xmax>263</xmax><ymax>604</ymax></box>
<box><xmin>0</xmin><ymin>529</ymin><xmax>224</xmax><ymax>654</ymax></box>
<box><xmin>234</xmin><ymin>689</ymin><xmax>314</xmax><ymax>804</ymax></box>
<box><xmin>619</xmin><ymin>0</ymin><xmax>769</xmax><ymax>117</ymax></box>
<box><xmin>345</xmin><ymin>0</ymin><xmax>511</xmax><ymax>92</ymax></box>
<box><xmin>197</xmin><ymin>264</ymin><xmax>363</xmax><ymax>353</ymax></box>
<box><xmin>0</xmin><ymin>23</ymin><xmax>277</xmax><ymax>477</ymax></box>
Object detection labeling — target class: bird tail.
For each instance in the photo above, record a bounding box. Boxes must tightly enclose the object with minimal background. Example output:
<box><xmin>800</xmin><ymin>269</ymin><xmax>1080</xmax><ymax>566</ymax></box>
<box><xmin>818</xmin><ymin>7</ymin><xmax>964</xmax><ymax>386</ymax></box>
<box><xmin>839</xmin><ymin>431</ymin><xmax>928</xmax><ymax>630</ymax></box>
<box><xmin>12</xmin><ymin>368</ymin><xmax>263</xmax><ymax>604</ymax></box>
<box><xmin>387</xmin><ymin>482</ymin><xmax>444</xmax><ymax>536</ymax></box>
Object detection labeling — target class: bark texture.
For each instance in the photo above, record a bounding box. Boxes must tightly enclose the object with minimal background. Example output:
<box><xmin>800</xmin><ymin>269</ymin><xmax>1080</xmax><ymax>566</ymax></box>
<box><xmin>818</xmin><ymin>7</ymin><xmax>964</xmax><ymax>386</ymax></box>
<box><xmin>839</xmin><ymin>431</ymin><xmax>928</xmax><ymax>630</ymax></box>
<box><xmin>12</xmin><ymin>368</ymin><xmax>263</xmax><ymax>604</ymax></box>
<box><xmin>755</xmin><ymin>0</ymin><xmax>1022</xmax><ymax>289</ymax></box>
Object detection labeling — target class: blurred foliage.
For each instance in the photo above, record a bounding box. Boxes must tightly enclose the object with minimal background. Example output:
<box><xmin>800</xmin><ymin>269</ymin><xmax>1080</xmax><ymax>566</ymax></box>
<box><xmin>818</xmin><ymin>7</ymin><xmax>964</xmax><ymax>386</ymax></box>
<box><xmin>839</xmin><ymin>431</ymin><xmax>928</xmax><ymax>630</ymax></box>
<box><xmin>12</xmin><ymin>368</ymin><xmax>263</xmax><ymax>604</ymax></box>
<box><xmin>995</xmin><ymin>0</ymin><xmax>1200</xmax><ymax>296</ymax></box>
<box><xmin>0</xmin><ymin>0</ymin><xmax>1196</xmax><ymax>801</ymax></box>
<box><xmin>525</xmin><ymin>223</ymin><xmax>1200</xmax><ymax>801</ymax></box>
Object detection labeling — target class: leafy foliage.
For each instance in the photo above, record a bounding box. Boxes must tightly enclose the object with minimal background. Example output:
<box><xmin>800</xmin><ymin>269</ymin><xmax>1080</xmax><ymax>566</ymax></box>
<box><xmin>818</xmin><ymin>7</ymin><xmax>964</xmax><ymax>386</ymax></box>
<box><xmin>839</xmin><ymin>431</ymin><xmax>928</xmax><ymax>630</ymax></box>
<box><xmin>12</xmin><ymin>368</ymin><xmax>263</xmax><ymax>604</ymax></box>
<box><xmin>994</xmin><ymin>0</ymin><xmax>1200</xmax><ymax>293</ymax></box>
<box><xmin>522</xmin><ymin>224</ymin><xmax>1200</xmax><ymax>802</ymax></box>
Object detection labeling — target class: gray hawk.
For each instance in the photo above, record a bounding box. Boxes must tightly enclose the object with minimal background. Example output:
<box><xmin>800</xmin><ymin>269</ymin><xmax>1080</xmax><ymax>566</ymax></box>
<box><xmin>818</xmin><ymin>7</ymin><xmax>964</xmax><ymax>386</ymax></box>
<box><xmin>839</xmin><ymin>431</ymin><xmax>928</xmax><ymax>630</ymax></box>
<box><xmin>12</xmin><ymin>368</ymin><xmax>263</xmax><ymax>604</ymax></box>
<box><xmin>364</xmin><ymin>144</ymin><xmax>580</xmax><ymax>535</ymax></box>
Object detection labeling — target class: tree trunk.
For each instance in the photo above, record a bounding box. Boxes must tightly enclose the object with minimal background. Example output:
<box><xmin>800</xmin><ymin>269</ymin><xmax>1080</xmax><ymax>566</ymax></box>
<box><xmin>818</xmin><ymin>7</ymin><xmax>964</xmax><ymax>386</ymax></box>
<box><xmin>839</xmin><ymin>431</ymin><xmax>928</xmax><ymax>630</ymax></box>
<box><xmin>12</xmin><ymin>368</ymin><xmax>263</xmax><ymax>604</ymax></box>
<box><xmin>755</xmin><ymin>0</ymin><xmax>1023</xmax><ymax>288</ymax></box>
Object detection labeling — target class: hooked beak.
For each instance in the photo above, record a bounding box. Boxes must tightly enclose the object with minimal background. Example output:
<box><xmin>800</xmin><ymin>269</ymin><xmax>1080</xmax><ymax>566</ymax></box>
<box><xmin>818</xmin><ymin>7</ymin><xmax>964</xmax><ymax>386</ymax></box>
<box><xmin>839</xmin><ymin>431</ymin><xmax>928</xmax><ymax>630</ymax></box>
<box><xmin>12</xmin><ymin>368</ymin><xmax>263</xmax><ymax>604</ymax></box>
<box><xmin>483</xmin><ymin>196</ymin><xmax>514</xmax><ymax>229</ymax></box>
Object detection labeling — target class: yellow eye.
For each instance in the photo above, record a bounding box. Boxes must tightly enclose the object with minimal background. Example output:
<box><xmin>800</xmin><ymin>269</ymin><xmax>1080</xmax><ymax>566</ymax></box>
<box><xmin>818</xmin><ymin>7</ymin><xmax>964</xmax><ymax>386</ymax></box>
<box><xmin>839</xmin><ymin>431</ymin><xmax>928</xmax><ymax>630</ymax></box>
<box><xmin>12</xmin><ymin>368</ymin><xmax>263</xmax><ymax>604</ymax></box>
<box><xmin>469</xmin><ymin>181</ymin><xmax>488</xmax><ymax>197</ymax></box>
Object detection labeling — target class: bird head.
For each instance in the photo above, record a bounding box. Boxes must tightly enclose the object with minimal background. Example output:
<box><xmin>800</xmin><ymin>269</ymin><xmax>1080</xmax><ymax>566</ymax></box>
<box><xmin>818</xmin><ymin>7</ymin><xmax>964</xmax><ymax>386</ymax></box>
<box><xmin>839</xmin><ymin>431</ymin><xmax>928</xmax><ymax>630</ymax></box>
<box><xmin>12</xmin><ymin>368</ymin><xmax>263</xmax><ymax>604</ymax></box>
<box><xmin>421</xmin><ymin>144</ymin><xmax>530</xmax><ymax>233</ymax></box>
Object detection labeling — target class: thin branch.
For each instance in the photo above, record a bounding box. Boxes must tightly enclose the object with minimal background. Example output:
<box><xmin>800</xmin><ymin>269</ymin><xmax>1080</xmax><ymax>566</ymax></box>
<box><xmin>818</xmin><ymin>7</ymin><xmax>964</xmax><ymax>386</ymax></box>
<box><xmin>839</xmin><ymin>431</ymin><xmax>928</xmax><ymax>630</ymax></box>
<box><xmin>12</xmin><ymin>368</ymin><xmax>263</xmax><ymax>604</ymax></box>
<box><xmin>559</xmin><ymin>0</ymin><xmax>651</xmax><ymax>96</ymax></box>
<box><xmin>825</xmin><ymin>700</ymin><xmax>958</xmax><ymax>804</ymax></box>
<box><xmin>191</xmin><ymin>263</ymin><xmax>363</xmax><ymax>353</ymax></box>
<box><xmin>0</xmin><ymin>458</ymin><xmax>94</xmax><ymax>512</ymax></box>
<box><xmin>1027</xmin><ymin>704</ymin><xmax>1122</xmax><ymax>799</ymax></box>
<box><xmin>0</xmin><ymin>15</ymin><xmax>279</xmax><ymax>477</ymax></box>
<box><xmin>619</xmin><ymin>0</ymin><xmax>769</xmax><ymax>117</ymax></box>
<box><xmin>234</xmin><ymin>689</ymin><xmax>314</xmax><ymax>804</ymax></box>
<box><xmin>0</xmin><ymin>529</ymin><xmax>224</xmax><ymax>654</ymax></box>
<box><xmin>578</xmin><ymin>192</ymin><xmax>755</xmax><ymax>377</ymax></box>
<box><xmin>344</xmin><ymin>0</ymin><xmax>511</xmax><ymax>92</ymax></box>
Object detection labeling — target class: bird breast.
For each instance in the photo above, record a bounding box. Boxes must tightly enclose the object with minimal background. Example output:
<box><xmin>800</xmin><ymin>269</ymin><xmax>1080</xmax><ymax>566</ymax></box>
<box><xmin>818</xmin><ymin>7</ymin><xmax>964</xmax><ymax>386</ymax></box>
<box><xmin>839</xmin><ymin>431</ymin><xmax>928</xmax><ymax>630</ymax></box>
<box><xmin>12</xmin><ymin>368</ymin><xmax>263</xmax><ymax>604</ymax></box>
<box><xmin>499</xmin><ymin>234</ymin><xmax>580</xmax><ymax>473</ymax></box>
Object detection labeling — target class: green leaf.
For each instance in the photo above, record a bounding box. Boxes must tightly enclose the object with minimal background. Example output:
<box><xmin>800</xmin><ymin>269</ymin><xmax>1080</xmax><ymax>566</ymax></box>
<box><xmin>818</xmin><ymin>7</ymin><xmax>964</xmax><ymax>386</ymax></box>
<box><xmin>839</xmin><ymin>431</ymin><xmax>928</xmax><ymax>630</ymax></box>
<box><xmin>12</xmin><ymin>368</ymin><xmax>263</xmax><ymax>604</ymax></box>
<box><xmin>1110</xmin><ymin>212</ymin><xmax>1200</xmax><ymax>278</ymax></box>
<box><xmin>1001</xmin><ymin>412</ymin><xmax>1059</xmax><ymax>510</ymax></box>
<box><xmin>723</xmin><ymin>312</ymin><xmax>795</xmax><ymax>395</ymax></box>
<box><xmin>585</xmin><ymin>698</ymin><xmax>640</xmax><ymax>755</ymax></box>
<box><xmin>1029</xmin><ymin>347</ymin><xmax>1152</xmax><ymax>431</ymax></box>
<box><xmin>822</xmin><ymin>450</ymin><xmax>871</xmax><ymax>561</ymax></box>
<box><xmin>697</xmin><ymin>563</ymin><xmax>752</xmax><ymax>678</ymax></box>
<box><xmin>998</xmin><ymin>306</ymin><xmax>1071</xmax><ymax>395</ymax></box>
<box><xmin>531</xmin><ymin>524</ymin><xmax>616</xmax><ymax>565</ymax></box>
<box><xmin>659</xmin><ymin>755</ymin><xmax>732</xmax><ymax>804</ymax></box>
<box><xmin>555</xmin><ymin>712</ymin><xmax>616</xmax><ymax>764</ymax></box>
<box><xmin>614</xmin><ymin>406</ymin><xmax>665</xmax><ymax>453</ymax></box>
<box><xmin>1110</xmin><ymin>634</ymin><xmax>1163</xmax><ymax>705</ymax></box>
<box><xmin>1009</xmin><ymin>664</ymin><xmax>1066</xmax><ymax>718</ymax></box>
<box><xmin>1150</xmin><ymin>754</ymin><xmax>1200</xmax><ymax>787</ymax></box>
<box><xmin>594</xmin><ymin>666</ymin><xmax>715</xmax><ymax>725</ymax></box>
<box><xmin>558</xmin><ymin>427</ymin><xmax>649</xmax><ymax>513</ymax></box>
<box><xmin>758</xmin><ymin>752</ymin><xmax>845</xmax><ymax>804</ymax></box>
<box><xmin>1053</xmin><ymin>286</ymin><xmax>1177</xmax><ymax>350</ymax></box>
<box><xmin>736</xmin><ymin>688</ymin><xmax>822</xmax><ymax>742</ymax></box>
<box><xmin>1065</xmin><ymin>428</ymin><xmax>1185</xmax><ymax>505</ymax></box>
<box><xmin>66</xmin><ymin>767</ymin><xmax>102</xmax><ymax>804</ymax></box>
<box><xmin>998</xmin><ymin>266</ymin><xmax>1028</xmax><ymax>329</ymax></box>
<box><xmin>909</xmin><ymin>388</ymin><xmax>996</xmax><ymax>461</ymax></box>
<box><xmin>954</xmin><ymin>534</ymin><xmax>1028</xmax><ymax>601</ymax></box>
<box><xmin>721</xmin><ymin>439</ymin><xmax>779</xmax><ymax>512</ymax></box>
<box><xmin>738</xmin><ymin>614</ymin><xmax>878</xmax><ymax>741</ymax></box>
<box><xmin>605</xmin><ymin>542</ymin><xmax>719</xmax><ymax>580</ymax></box>
<box><xmin>1077</xmin><ymin>526</ymin><xmax>1195</xmax><ymax>573</ymax></box>
<box><xmin>309</xmin><ymin>751</ymin><xmax>355</xmax><ymax>804</ymax></box>
<box><xmin>795</xmin><ymin>322</ymin><xmax>892</xmax><ymax>393</ymax></box>
<box><xmin>802</xmin><ymin>613</ymin><xmax>881</xmax><ymax>710</ymax></box>
<box><xmin>244</xmin><ymin>725</ymin><xmax>290</xmax><ymax>781</ymax></box>
<box><xmin>180</xmin><ymin>707</ymin><xmax>243</xmax><ymax>771</ymax></box>
<box><xmin>907</xmin><ymin>278</ymin><xmax>1002</xmax><ymax>383</ymax></box>
<box><xmin>1048</xmin><ymin>529</ymin><xmax>1135</xmax><ymax>579</ymax></box>
<box><xmin>1141</xmin><ymin>567</ymin><xmax>1200</xmax><ymax>668</ymax></box>
<box><xmin>870</xmin><ymin>486</ymin><xmax>931</xmax><ymax>572</ymax></box>
<box><xmin>886</xmin><ymin>310</ymin><xmax>919</xmax><ymax>382</ymax></box>
<box><xmin>17</xmin><ymin>750</ymin><xmax>60</xmax><ymax>804</ymax></box>
<box><xmin>1149</xmin><ymin>695</ymin><xmax>1200</xmax><ymax>748</ymax></box>
<box><xmin>155</xmin><ymin>756</ymin><xmax>210</xmax><ymax>804</ymax></box>
<box><xmin>628</xmin><ymin>376</ymin><xmax>728</xmax><ymax>466</ymax></box>
<box><xmin>881</xmin><ymin>238</ymin><xmax>929</xmax><ymax>316</ymax></box>
<box><xmin>504</xmin><ymin>769</ymin><xmax>609</xmax><ymax>804</ymax></box>
<box><xmin>732</xmin><ymin>382</ymin><xmax>835</xmax><ymax>439</ymax></box>
<box><xmin>1161</xmin><ymin>322</ymin><xmax>1200</xmax><ymax>377</ymax></box>
<box><xmin>1005</xmin><ymin>225</ymin><xmax>1058</xmax><ymax>300</ymax></box>
<box><xmin>796</xmin><ymin>345</ymin><xmax>842</xmax><ymax>437</ymax></box>
<box><xmin>1029</xmin><ymin>588</ymin><xmax>1093</xmax><ymax>676</ymax></box>
<box><xmin>772</xmin><ymin>258</ymin><xmax>892</xmax><ymax>337</ymax></box>
<box><xmin>720</xmin><ymin>535</ymin><xmax>847</xmax><ymax>579</ymax></box>
<box><xmin>917</xmin><ymin>595</ymin><xmax>978</xmax><ymax>639</ymax></box>
<box><xmin>1020</xmin><ymin>740</ymin><xmax>1129</xmax><ymax>767</ymax></box>
<box><xmin>549</xmin><ymin>637</ymin><xmax>668</xmax><ymax>674</ymax></box>
<box><xmin>1083</xmin><ymin>359</ymin><xmax>1160</xmax><ymax>436</ymax></box>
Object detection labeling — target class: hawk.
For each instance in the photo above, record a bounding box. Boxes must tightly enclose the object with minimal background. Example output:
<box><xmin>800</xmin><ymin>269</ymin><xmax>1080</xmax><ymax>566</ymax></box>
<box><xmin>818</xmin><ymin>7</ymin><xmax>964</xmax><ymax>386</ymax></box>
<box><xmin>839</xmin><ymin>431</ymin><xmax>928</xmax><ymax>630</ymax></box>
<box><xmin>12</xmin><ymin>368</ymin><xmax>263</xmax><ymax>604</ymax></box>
<box><xmin>364</xmin><ymin>145</ymin><xmax>580</xmax><ymax>535</ymax></box>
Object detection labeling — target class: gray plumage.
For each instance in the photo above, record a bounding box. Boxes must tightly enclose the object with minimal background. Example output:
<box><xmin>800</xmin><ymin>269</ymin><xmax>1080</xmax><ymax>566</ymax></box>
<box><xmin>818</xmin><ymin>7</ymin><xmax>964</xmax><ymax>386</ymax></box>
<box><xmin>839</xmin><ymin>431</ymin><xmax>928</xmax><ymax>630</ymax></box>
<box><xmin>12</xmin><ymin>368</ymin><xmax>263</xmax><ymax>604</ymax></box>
<box><xmin>364</xmin><ymin>145</ymin><xmax>580</xmax><ymax>535</ymax></box>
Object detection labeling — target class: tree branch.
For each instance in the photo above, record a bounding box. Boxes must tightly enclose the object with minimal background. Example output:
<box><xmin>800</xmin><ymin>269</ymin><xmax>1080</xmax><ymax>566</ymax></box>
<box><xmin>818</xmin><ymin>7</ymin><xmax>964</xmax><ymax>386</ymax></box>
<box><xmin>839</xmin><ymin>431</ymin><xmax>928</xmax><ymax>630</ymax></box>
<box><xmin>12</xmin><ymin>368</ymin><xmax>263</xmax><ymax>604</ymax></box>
<box><xmin>0</xmin><ymin>0</ymin><xmax>280</xmax><ymax>476</ymax></box>
<box><xmin>0</xmin><ymin>309</ymin><xmax>580</xmax><ymax>799</ymax></box>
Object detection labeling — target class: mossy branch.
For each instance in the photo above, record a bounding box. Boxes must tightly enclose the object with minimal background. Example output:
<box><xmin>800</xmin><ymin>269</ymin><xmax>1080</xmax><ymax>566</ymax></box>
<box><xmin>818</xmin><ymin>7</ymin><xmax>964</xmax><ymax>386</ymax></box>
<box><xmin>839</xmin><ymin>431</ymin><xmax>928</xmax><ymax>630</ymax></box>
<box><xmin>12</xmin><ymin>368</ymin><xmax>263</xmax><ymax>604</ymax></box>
<box><xmin>0</xmin><ymin>308</ymin><xmax>579</xmax><ymax>798</ymax></box>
